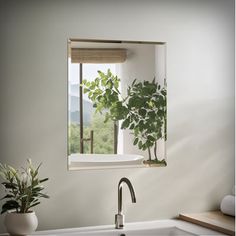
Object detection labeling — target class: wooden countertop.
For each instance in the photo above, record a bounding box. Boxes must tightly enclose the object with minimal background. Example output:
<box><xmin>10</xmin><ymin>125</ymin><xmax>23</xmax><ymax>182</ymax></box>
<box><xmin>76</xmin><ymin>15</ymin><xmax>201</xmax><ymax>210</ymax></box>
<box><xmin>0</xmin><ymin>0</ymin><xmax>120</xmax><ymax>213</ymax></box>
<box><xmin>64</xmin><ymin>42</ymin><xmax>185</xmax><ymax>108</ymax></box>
<box><xmin>179</xmin><ymin>211</ymin><xmax>235</xmax><ymax>236</ymax></box>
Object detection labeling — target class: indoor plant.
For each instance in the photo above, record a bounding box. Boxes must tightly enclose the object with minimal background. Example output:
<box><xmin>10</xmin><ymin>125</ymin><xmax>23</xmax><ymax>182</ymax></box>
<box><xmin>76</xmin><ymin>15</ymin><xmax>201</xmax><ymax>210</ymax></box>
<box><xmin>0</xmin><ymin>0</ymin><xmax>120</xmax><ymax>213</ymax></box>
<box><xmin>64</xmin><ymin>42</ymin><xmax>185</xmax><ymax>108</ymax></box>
<box><xmin>122</xmin><ymin>79</ymin><xmax>167</xmax><ymax>164</ymax></box>
<box><xmin>0</xmin><ymin>159</ymin><xmax>49</xmax><ymax>235</ymax></box>
<box><xmin>82</xmin><ymin>69</ymin><xmax>167</xmax><ymax>165</ymax></box>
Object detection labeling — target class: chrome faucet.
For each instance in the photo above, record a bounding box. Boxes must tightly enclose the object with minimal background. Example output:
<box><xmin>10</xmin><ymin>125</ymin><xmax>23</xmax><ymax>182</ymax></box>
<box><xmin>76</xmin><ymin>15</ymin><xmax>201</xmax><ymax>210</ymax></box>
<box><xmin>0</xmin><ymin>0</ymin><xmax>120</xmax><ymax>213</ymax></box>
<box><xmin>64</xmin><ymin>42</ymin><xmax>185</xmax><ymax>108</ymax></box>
<box><xmin>115</xmin><ymin>177</ymin><xmax>136</xmax><ymax>229</ymax></box>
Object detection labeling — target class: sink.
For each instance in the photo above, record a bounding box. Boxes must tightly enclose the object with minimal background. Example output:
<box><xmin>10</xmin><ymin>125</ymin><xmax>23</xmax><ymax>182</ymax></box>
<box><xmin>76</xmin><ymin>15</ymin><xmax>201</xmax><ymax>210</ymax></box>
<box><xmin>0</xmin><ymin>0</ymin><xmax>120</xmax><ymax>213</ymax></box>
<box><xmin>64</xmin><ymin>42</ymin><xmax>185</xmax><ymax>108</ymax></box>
<box><xmin>123</xmin><ymin>227</ymin><xmax>197</xmax><ymax>236</ymax></box>
<box><xmin>33</xmin><ymin>220</ymin><xmax>226</xmax><ymax>236</ymax></box>
<box><xmin>63</xmin><ymin>227</ymin><xmax>197</xmax><ymax>236</ymax></box>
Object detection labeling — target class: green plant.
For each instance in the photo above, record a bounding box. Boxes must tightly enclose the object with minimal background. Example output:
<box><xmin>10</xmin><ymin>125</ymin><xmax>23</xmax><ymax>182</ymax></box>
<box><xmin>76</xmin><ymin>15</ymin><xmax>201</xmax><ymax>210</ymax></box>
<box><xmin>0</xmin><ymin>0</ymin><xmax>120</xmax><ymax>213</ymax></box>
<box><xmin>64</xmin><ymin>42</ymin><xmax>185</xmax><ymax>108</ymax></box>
<box><xmin>82</xmin><ymin>69</ymin><xmax>167</xmax><ymax>163</ymax></box>
<box><xmin>82</xmin><ymin>69</ymin><xmax>128</xmax><ymax>122</ymax></box>
<box><xmin>0</xmin><ymin>159</ymin><xmax>49</xmax><ymax>214</ymax></box>
<box><xmin>122</xmin><ymin>79</ymin><xmax>167</xmax><ymax>161</ymax></box>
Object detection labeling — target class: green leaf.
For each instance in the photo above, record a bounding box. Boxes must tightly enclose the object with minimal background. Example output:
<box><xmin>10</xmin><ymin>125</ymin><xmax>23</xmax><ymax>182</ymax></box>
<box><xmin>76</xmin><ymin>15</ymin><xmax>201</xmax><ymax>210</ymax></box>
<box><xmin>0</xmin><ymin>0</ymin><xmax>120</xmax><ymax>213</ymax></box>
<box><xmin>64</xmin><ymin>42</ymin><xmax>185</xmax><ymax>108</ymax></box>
<box><xmin>38</xmin><ymin>193</ymin><xmax>50</xmax><ymax>199</ymax></box>
<box><xmin>29</xmin><ymin>202</ymin><xmax>40</xmax><ymax>209</ymax></box>
<box><xmin>2</xmin><ymin>182</ymin><xmax>17</xmax><ymax>189</ymax></box>
<box><xmin>32</xmin><ymin>186</ymin><xmax>44</xmax><ymax>192</ymax></box>
<box><xmin>0</xmin><ymin>194</ymin><xmax>14</xmax><ymax>200</ymax></box>
<box><xmin>133</xmin><ymin>138</ymin><xmax>139</xmax><ymax>145</ymax></box>
<box><xmin>8</xmin><ymin>166</ymin><xmax>17</xmax><ymax>175</ymax></box>
<box><xmin>138</xmin><ymin>141</ymin><xmax>143</xmax><ymax>149</ymax></box>
<box><xmin>129</xmin><ymin>123</ymin><xmax>135</xmax><ymax>130</ymax></box>
<box><xmin>146</xmin><ymin>140</ymin><xmax>153</xmax><ymax>148</ymax></box>
<box><xmin>1</xmin><ymin>200</ymin><xmax>19</xmax><ymax>214</ymax></box>
<box><xmin>147</xmin><ymin>135</ymin><xmax>156</xmax><ymax>142</ymax></box>
<box><xmin>131</xmin><ymin>79</ymin><xmax>137</xmax><ymax>86</ymax></box>
<box><xmin>121</xmin><ymin>119</ymin><xmax>130</xmax><ymax>129</ymax></box>
<box><xmin>16</xmin><ymin>194</ymin><xmax>28</xmax><ymax>200</ymax></box>
<box><xmin>138</xmin><ymin>109</ymin><xmax>146</xmax><ymax>116</ymax></box>
<box><xmin>148</xmin><ymin>111</ymin><xmax>156</xmax><ymax>120</ymax></box>
<box><xmin>83</xmin><ymin>88</ymin><xmax>90</xmax><ymax>94</ymax></box>
<box><xmin>142</xmin><ymin>144</ymin><xmax>147</xmax><ymax>151</ymax></box>
<box><xmin>33</xmin><ymin>163</ymin><xmax>42</xmax><ymax>178</ymax></box>
<box><xmin>161</xmin><ymin>90</ymin><xmax>166</xmax><ymax>96</ymax></box>
<box><xmin>39</xmin><ymin>178</ymin><xmax>49</xmax><ymax>183</ymax></box>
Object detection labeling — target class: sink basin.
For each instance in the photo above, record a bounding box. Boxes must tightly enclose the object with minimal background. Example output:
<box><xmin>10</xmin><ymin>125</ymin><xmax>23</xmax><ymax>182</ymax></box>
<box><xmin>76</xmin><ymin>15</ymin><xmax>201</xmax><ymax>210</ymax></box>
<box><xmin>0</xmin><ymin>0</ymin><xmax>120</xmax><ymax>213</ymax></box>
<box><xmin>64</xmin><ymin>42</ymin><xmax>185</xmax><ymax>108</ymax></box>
<box><xmin>63</xmin><ymin>227</ymin><xmax>197</xmax><ymax>236</ymax></box>
<box><xmin>33</xmin><ymin>219</ymin><xmax>226</xmax><ymax>236</ymax></box>
<box><xmin>123</xmin><ymin>227</ymin><xmax>197</xmax><ymax>236</ymax></box>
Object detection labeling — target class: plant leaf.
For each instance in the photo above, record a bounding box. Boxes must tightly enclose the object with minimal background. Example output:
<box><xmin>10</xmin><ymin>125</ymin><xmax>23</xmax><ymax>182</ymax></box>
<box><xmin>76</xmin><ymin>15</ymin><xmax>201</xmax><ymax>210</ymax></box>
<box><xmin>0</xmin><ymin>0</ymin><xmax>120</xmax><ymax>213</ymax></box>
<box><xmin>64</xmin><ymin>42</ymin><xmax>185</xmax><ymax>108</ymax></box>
<box><xmin>0</xmin><ymin>194</ymin><xmax>14</xmax><ymax>200</ymax></box>
<box><xmin>133</xmin><ymin>138</ymin><xmax>139</xmax><ymax>146</ymax></box>
<box><xmin>28</xmin><ymin>201</ymin><xmax>40</xmax><ymax>209</ymax></box>
<box><xmin>39</xmin><ymin>178</ymin><xmax>49</xmax><ymax>183</ymax></box>
<box><xmin>1</xmin><ymin>200</ymin><xmax>19</xmax><ymax>214</ymax></box>
<box><xmin>39</xmin><ymin>193</ymin><xmax>50</xmax><ymax>199</ymax></box>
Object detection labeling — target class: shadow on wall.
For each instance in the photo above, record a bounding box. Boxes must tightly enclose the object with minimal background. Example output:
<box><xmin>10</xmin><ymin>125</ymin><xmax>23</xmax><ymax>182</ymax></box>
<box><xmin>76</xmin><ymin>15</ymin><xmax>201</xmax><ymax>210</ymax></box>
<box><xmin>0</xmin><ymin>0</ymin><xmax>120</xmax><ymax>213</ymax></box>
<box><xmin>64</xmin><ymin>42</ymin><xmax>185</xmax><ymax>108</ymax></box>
<box><xmin>0</xmin><ymin>97</ymin><xmax>233</xmax><ymax>231</ymax></box>
<box><xmin>130</xmin><ymin>97</ymin><xmax>234</xmax><ymax>220</ymax></box>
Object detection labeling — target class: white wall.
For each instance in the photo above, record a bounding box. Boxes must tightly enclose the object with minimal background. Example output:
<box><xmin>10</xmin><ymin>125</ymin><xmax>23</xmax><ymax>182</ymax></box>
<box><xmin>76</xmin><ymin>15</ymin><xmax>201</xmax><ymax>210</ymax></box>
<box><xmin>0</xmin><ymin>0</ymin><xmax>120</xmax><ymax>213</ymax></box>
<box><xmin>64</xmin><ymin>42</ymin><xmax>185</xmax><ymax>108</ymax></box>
<box><xmin>0</xmin><ymin>0</ymin><xmax>234</xmax><ymax>233</ymax></box>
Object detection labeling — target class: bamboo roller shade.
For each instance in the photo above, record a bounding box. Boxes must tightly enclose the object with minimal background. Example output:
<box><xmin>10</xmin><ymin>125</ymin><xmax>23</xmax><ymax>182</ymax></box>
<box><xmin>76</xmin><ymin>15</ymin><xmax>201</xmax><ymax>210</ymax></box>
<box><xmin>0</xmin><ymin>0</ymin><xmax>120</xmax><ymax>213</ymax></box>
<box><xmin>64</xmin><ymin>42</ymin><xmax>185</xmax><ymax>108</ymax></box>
<box><xmin>71</xmin><ymin>48</ymin><xmax>127</xmax><ymax>63</ymax></box>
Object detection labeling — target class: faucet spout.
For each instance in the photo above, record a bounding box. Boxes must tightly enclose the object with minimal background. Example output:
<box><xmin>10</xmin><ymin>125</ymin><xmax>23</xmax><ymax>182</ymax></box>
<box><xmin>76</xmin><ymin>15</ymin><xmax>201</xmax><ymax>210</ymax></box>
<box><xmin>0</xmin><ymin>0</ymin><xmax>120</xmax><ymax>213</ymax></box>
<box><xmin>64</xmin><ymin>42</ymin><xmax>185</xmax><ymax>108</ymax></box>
<box><xmin>115</xmin><ymin>177</ymin><xmax>136</xmax><ymax>229</ymax></box>
<box><xmin>118</xmin><ymin>177</ymin><xmax>136</xmax><ymax>213</ymax></box>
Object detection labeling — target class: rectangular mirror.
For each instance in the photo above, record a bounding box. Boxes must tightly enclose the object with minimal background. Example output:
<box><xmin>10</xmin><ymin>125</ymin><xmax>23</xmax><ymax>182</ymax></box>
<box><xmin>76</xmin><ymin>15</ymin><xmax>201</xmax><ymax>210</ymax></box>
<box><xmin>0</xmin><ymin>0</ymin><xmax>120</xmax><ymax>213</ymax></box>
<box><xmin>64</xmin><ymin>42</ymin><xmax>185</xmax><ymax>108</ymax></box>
<box><xmin>68</xmin><ymin>39</ymin><xmax>167</xmax><ymax>170</ymax></box>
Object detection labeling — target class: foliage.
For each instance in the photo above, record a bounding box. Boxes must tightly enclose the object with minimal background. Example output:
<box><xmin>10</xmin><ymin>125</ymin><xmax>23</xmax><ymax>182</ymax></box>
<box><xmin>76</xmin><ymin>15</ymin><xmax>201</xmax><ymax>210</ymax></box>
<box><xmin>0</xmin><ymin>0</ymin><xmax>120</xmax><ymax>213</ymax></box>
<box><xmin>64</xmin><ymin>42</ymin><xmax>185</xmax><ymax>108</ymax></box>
<box><xmin>0</xmin><ymin>159</ymin><xmax>49</xmax><ymax>214</ymax></box>
<box><xmin>69</xmin><ymin>112</ymin><xmax>115</xmax><ymax>155</ymax></box>
<box><xmin>68</xmin><ymin>123</ymin><xmax>81</xmax><ymax>154</ymax></box>
<box><xmin>82</xmin><ymin>69</ymin><xmax>167</xmax><ymax>161</ymax></box>
<box><xmin>82</xmin><ymin>69</ymin><xmax>128</xmax><ymax>122</ymax></box>
<box><xmin>91</xmin><ymin>112</ymin><xmax>115</xmax><ymax>153</ymax></box>
<box><xmin>123</xmin><ymin>79</ymin><xmax>167</xmax><ymax>160</ymax></box>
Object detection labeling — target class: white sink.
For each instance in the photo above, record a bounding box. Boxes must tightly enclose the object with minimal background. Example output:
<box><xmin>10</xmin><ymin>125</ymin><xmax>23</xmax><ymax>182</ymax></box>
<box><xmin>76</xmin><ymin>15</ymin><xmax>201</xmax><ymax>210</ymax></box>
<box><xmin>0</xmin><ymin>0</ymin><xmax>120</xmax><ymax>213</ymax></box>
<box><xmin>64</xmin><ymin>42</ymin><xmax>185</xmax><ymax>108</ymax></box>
<box><xmin>122</xmin><ymin>227</ymin><xmax>197</xmax><ymax>236</ymax></box>
<box><xmin>33</xmin><ymin>220</ymin><xmax>226</xmax><ymax>236</ymax></box>
<box><xmin>65</xmin><ymin>226</ymin><xmax>197</xmax><ymax>236</ymax></box>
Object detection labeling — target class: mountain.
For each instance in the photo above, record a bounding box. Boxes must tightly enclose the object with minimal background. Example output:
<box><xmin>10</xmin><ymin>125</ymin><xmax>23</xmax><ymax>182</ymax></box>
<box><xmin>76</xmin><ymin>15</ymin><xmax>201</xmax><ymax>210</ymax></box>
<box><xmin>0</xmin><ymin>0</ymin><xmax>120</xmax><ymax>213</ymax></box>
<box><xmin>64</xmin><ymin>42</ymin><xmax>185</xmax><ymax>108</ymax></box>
<box><xmin>70</xmin><ymin>83</ymin><xmax>79</xmax><ymax>96</ymax></box>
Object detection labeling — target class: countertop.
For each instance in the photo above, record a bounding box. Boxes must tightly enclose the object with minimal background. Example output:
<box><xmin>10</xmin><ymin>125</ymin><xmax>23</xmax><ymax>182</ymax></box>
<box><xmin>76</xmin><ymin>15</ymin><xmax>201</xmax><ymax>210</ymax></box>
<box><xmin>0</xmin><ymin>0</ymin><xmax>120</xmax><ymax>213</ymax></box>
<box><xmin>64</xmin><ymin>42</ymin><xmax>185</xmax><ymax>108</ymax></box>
<box><xmin>179</xmin><ymin>211</ymin><xmax>235</xmax><ymax>236</ymax></box>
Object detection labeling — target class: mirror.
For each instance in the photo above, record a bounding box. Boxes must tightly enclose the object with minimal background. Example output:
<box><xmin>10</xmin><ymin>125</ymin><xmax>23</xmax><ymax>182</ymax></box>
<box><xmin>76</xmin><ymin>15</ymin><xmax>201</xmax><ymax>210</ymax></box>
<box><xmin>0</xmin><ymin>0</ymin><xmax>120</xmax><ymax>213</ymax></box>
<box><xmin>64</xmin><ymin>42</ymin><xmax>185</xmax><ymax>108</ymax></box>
<box><xmin>68</xmin><ymin>39</ymin><xmax>167</xmax><ymax>170</ymax></box>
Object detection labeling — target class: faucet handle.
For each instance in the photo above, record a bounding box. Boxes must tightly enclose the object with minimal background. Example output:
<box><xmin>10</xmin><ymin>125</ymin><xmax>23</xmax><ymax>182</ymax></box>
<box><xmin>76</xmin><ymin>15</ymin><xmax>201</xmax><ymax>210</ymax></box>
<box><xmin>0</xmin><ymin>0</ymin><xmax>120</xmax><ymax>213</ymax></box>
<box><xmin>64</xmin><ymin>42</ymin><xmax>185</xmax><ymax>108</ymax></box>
<box><xmin>115</xmin><ymin>213</ymin><xmax>125</xmax><ymax>229</ymax></box>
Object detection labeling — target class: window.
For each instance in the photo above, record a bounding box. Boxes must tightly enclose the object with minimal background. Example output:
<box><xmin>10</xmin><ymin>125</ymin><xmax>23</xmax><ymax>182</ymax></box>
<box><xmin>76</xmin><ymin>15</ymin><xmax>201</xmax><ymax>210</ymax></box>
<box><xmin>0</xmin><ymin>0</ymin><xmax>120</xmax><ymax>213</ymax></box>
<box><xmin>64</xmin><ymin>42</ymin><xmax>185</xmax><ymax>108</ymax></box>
<box><xmin>68</xmin><ymin>62</ymin><xmax>121</xmax><ymax>154</ymax></box>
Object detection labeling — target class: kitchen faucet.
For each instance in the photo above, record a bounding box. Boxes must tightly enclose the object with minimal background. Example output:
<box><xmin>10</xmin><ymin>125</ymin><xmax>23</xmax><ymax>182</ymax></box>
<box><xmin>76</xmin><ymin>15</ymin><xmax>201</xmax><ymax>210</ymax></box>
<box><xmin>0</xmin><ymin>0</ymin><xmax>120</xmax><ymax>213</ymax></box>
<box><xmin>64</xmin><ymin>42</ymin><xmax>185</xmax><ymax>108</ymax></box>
<box><xmin>115</xmin><ymin>177</ymin><xmax>136</xmax><ymax>229</ymax></box>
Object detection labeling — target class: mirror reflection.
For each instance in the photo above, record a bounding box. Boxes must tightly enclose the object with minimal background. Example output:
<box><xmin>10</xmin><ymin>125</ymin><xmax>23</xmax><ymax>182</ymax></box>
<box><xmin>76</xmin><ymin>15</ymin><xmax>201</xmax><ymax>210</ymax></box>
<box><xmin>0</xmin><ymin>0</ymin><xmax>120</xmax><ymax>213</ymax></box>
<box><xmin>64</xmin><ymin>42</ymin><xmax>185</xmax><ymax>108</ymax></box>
<box><xmin>68</xmin><ymin>39</ymin><xmax>167</xmax><ymax>170</ymax></box>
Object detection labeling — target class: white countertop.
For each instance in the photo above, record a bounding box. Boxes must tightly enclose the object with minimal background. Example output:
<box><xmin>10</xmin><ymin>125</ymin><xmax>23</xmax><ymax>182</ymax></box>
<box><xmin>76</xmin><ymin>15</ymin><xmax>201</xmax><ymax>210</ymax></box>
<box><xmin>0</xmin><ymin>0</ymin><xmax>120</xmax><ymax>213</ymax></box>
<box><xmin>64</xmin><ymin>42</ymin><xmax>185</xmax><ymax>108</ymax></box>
<box><xmin>0</xmin><ymin>219</ymin><xmax>227</xmax><ymax>235</ymax></box>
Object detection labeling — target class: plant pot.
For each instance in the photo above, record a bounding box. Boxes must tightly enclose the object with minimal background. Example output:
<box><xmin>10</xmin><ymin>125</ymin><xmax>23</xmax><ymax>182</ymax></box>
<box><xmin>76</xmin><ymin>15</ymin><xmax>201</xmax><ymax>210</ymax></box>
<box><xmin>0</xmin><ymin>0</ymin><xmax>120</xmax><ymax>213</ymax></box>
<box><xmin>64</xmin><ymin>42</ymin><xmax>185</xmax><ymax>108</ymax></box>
<box><xmin>4</xmin><ymin>211</ymin><xmax>38</xmax><ymax>236</ymax></box>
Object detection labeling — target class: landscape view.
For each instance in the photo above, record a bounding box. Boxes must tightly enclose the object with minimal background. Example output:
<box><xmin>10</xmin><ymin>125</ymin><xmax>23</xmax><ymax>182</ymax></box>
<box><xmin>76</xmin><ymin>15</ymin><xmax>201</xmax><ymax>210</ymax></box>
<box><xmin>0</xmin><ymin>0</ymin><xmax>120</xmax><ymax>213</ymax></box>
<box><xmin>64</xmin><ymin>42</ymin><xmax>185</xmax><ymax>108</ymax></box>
<box><xmin>68</xmin><ymin>63</ymin><xmax>117</xmax><ymax>154</ymax></box>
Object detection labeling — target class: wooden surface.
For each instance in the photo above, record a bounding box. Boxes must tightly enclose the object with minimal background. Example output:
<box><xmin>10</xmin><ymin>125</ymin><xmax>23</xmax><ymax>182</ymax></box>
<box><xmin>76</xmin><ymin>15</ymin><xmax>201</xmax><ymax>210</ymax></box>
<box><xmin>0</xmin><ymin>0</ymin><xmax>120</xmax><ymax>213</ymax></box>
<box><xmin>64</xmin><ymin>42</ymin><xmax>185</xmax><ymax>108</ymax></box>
<box><xmin>179</xmin><ymin>211</ymin><xmax>235</xmax><ymax>236</ymax></box>
<box><xmin>71</xmin><ymin>48</ymin><xmax>127</xmax><ymax>63</ymax></box>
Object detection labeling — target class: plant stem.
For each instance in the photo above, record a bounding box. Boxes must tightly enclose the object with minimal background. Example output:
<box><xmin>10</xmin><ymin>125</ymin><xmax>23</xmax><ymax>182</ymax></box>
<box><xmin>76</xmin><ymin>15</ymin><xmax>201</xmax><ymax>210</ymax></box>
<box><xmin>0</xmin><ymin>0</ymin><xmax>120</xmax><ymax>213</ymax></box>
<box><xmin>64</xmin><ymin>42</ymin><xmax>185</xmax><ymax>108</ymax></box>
<box><xmin>148</xmin><ymin>147</ymin><xmax>151</xmax><ymax>161</ymax></box>
<box><xmin>154</xmin><ymin>141</ymin><xmax>158</xmax><ymax>160</ymax></box>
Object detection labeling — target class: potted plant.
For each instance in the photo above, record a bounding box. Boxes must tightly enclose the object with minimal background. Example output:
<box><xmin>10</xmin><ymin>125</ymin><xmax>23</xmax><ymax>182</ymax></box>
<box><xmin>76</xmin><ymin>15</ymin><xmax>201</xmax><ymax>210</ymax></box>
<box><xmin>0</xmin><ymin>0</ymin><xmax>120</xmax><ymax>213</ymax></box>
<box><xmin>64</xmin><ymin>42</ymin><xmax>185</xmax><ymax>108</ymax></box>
<box><xmin>82</xmin><ymin>69</ymin><xmax>167</xmax><ymax>165</ymax></box>
<box><xmin>121</xmin><ymin>79</ymin><xmax>167</xmax><ymax>165</ymax></box>
<box><xmin>0</xmin><ymin>159</ymin><xmax>49</xmax><ymax>235</ymax></box>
